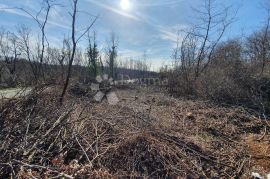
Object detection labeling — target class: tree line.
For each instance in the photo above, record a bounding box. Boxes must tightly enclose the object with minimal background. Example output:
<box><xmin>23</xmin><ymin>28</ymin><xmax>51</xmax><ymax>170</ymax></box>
<box><xmin>161</xmin><ymin>0</ymin><xmax>270</xmax><ymax>115</ymax></box>
<box><xmin>0</xmin><ymin>0</ymin><xmax>153</xmax><ymax>104</ymax></box>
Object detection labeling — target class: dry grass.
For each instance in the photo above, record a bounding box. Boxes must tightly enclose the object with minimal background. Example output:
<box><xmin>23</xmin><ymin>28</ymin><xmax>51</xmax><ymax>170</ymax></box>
<box><xmin>245</xmin><ymin>135</ymin><xmax>270</xmax><ymax>174</ymax></box>
<box><xmin>0</xmin><ymin>85</ymin><xmax>269</xmax><ymax>178</ymax></box>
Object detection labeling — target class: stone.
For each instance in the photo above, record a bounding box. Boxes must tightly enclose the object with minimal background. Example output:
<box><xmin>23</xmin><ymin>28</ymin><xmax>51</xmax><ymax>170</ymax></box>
<box><xmin>103</xmin><ymin>74</ymin><xmax>109</xmax><ymax>81</ymax></box>
<box><xmin>106</xmin><ymin>91</ymin><xmax>119</xmax><ymax>105</ymax></box>
<box><xmin>91</xmin><ymin>83</ymin><xmax>100</xmax><ymax>91</ymax></box>
<box><xmin>94</xmin><ymin>91</ymin><xmax>105</xmax><ymax>102</ymax></box>
<box><xmin>96</xmin><ymin>75</ymin><xmax>102</xmax><ymax>83</ymax></box>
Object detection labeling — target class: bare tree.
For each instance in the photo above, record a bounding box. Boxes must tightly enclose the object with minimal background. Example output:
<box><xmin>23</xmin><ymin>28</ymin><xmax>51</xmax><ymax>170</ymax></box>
<box><xmin>180</xmin><ymin>30</ymin><xmax>198</xmax><ymax>88</ymax></box>
<box><xmin>17</xmin><ymin>25</ymin><xmax>39</xmax><ymax>81</ymax></box>
<box><xmin>15</xmin><ymin>0</ymin><xmax>57</xmax><ymax>80</ymax></box>
<box><xmin>261</xmin><ymin>11</ymin><xmax>270</xmax><ymax>74</ymax></box>
<box><xmin>8</xmin><ymin>33</ymin><xmax>20</xmax><ymax>79</ymax></box>
<box><xmin>245</xmin><ymin>19</ymin><xmax>270</xmax><ymax>73</ymax></box>
<box><xmin>213</xmin><ymin>39</ymin><xmax>242</xmax><ymax>63</ymax></box>
<box><xmin>0</xmin><ymin>28</ymin><xmax>21</xmax><ymax>85</ymax></box>
<box><xmin>0</xmin><ymin>27</ymin><xmax>9</xmax><ymax>83</ymax></box>
<box><xmin>59</xmin><ymin>0</ymin><xmax>97</xmax><ymax>104</ymax></box>
<box><xmin>185</xmin><ymin>32</ymin><xmax>197</xmax><ymax>67</ymax></box>
<box><xmin>172</xmin><ymin>31</ymin><xmax>182</xmax><ymax>69</ymax></box>
<box><xmin>0</xmin><ymin>28</ymin><xmax>11</xmax><ymax>65</ymax></box>
<box><xmin>47</xmin><ymin>38</ymin><xmax>71</xmax><ymax>84</ymax></box>
<box><xmin>106</xmin><ymin>32</ymin><xmax>118</xmax><ymax>78</ymax></box>
<box><xmin>252</xmin><ymin>2</ymin><xmax>270</xmax><ymax>74</ymax></box>
<box><xmin>142</xmin><ymin>51</ymin><xmax>149</xmax><ymax>78</ymax></box>
<box><xmin>190</xmin><ymin>0</ymin><xmax>236</xmax><ymax>78</ymax></box>
<box><xmin>168</xmin><ymin>0</ymin><xmax>236</xmax><ymax>95</ymax></box>
<box><xmin>47</xmin><ymin>39</ymin><xmax>70</xmax><ymax>83</ymax></box>
<box><xmin>58</xmin><ymin>39</ymin><xmax>71</xmax><ymax>82</ymax></box>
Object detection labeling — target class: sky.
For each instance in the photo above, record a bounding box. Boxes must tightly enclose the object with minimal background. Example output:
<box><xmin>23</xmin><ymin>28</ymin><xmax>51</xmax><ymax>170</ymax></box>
<box><xmin>0</xmin><ymin>0</ymin><xmax>268</xmax><ymax>71</ymax></box>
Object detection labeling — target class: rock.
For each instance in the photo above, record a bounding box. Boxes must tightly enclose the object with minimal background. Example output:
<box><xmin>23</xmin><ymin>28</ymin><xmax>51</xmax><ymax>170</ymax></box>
<box><xmin>109</xmin><ymin>77</ymin><xmax>113</xmax><ymax>82</ymax></box>
<box><xmin>106</xmin><ymin>91</ymin><xmax>119</xmax><ymax>105</ymax></box>
<box><xmin>186</xmin><ymin>112</ymin><xmax>195</xmax><ymax>120</ymax></box>
<box><xmin>94</xmin><ymin>91</ymin><xmax>105</xmax><ymax>102</ymax></box>
<box><xmin>96</xmin><ymin>75</ymin><xmax>102</xmax><ymax>83</ymax></box>
<box><xmin>251</xmin><ymin>172</ymin><xmax>262</xmax><ymax>179</ymax></box>
<box><xmin>109</xmin><ymin>78</ymin><xmax>114</xmax><ymax>85</ymax></box>
<box><xmin>103</xmin><ymin>74</ymin><xmax>109</xmax><ymax>81</ymax></box>
<box><xmin>91</xmin><ymin>83</ymin><xmax>100</xmax><ymax>91</ymax></box>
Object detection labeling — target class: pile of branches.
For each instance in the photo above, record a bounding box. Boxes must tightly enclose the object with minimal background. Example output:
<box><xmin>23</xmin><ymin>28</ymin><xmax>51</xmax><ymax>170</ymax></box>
<box><xmin>0</xmin><ymin>87</ymin><xmax>268</xmax><ymax>178</ymax></box>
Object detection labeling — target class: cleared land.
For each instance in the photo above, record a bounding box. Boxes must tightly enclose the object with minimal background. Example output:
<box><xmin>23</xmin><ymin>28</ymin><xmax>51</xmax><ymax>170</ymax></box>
<box><xmin>0</xmin><ymin>85</ymin><xmax>269</xmax><ymax>178</ymax></box>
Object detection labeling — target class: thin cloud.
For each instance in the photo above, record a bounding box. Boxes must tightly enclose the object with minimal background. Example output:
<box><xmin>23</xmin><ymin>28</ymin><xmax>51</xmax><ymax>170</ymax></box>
<box><xmin>0</xmin><ymin>4</ymin><xmax>30</xmax><ymax>18</ymax></box>
<box><xmin>136</xmin><ymin>0</ymin><xmax>183</xmax><ymax>7</ymax></box>
<box><xmin>0</xmin><ymin>3</ymin><xmax>71</xmax><ymax>30</ymax></box>
<box><xmin>119</xmin><ymin>49</ymin><xmax>144</xmax><ymax>58</ymax></box>
<box><xmin>158</xmin><ymin>24</ymin><xmax>188</xmax><ymax>43</ymax></box>
<box><xmin>159</xmin><ymin>29</ymin><xmax>178</xmax><ymax>42</ymax></box>
<box><xmin>84</xmin><ymin>0</ymin><xmax>184</xmax><ymax>44</ymax></box>
<box><xmin>85</xmin><ymin>0</ymin><xmax>141</xmax><ymax>21</ymax></box>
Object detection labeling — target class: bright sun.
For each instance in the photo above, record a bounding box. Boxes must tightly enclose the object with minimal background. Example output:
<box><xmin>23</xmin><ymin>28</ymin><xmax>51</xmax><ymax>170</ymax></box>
<box><xmin>120</xmin><ymin>0</ymin><xmax>130</xmax><ymax>10</ymax></box>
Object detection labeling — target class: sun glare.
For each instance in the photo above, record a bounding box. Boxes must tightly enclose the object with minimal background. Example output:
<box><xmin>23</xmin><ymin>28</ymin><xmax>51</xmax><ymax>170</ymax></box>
<box><xmin>120</xmin><ymin>0</ymin><xmax>130</xmax><ymax>10</ymax></box>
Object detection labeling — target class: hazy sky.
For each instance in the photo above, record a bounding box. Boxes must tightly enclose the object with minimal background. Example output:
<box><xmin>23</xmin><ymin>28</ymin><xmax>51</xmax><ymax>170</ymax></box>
<box><xmin>0</xmin><ymin>0</ymin><xmax>268</xmax><ymax>70</ymax></box>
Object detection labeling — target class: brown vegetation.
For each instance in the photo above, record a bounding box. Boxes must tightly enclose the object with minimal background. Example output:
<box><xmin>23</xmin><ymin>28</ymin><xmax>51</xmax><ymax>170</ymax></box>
<box><xmin>0</xmin><ymin>86</ymin><xmax>269</xmax><ymax>178</ymax></box>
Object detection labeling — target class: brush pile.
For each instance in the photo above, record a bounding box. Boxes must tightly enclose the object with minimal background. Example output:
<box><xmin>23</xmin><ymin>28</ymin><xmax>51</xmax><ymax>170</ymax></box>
<box><xmin>0</xmin><ymin>86</ymin><xmax>269</xmax><ymax>178</ymax></box>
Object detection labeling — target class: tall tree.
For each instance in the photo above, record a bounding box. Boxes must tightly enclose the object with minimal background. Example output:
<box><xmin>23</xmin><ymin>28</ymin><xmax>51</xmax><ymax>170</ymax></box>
<box><xmin>87</xmin><ymin>31</ymin><xmax>99</xmax><ymax>78</ymax></box>
<box><xmin>106</xmin><ymin>32</ymin><xmax>118</xmax><ymax>78</ymax></box>
<box><xmin>60</xmin><ymin>0</ymin><xmax>97</xmax><ymax>104</ymax></box>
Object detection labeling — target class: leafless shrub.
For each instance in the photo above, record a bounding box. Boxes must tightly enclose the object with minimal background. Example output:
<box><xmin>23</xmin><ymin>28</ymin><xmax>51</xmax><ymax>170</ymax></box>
<box><xmin>168</xmin><ymin>0</ymin><xmax>270</xmax><ymax>116</ymax></box>
<box><xmin>0</xmin><ymin>88</ymin><xmax>268</xmax><ymax>178</ymax></box>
